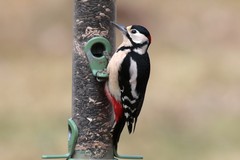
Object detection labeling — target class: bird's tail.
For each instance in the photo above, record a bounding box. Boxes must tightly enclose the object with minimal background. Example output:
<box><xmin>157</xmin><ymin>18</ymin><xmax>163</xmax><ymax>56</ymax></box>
<box><xmin>104</xmin><ymin>82</ymin><xmax>125</xmax><ymax>152</ymax></box>
<box><xmin>112</xmin><ymin>116</ymin><xmax>126</xmax><ymax>151</ymax></box>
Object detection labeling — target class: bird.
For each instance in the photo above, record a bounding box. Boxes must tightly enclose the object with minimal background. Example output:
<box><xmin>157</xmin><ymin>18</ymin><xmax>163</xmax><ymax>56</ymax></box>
<box><xmin>104</xmin><ymin>22</ymin><xmax>151</xmax><ymax>157</ymax></box>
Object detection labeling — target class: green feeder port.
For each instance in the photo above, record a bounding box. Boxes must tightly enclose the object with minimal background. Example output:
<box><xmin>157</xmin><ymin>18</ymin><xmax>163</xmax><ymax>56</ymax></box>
<box><xmin>84</xmin><ymin>36</ymin><xmax>112</xmax><ymax>81</ymax></box>
<box><xmin>42</xmin><ymin>119</ymin><xmax>78</xmax><ymax>160</ymax></box>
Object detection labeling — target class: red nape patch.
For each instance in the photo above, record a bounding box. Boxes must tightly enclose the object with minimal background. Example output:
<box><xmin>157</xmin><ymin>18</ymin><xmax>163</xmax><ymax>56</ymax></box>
<box><xmin>148</xmin><ymin>35</ymin><xmax>152</xmax><ymax>44</ymax></box>
<box><xmin>104</xmin><ymin>83</ymin><xmax>123</xmax><ymax>123</ymax></box>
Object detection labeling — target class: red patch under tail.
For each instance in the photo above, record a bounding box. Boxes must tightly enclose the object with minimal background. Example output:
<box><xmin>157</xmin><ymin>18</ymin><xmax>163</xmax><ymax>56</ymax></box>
<box><xmin>104</xmin><ymin>83</ymin><xmax>123</xmax><ymax>123</ymax></box>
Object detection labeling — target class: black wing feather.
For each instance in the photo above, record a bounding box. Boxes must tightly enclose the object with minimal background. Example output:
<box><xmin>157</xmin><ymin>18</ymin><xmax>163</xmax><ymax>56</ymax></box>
<box><xmin>118</xmin><ymin>51</ymin><xmax>150</xmax><ymax>134</ymax></box>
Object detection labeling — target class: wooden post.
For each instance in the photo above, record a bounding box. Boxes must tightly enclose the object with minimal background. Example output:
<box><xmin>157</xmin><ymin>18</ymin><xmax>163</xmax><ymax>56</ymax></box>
<box><xmin>72</xmin><ymin>0</ymin><xmax>115</xmax><ymax>159</ymax></box>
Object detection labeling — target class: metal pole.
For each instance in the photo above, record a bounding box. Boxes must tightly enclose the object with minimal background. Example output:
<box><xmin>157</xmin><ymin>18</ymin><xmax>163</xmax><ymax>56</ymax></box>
<box><xmin>72</xmin><ymin>0</ymin><xmax>116</xmax><ymax>159</ymax></box>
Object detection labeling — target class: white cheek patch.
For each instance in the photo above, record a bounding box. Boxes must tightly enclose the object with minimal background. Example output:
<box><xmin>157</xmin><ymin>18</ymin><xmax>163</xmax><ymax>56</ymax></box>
<box><xmin>129</xmin><ymin>33</ymin><xmax>148</xmax><ymax>44</ymax></box>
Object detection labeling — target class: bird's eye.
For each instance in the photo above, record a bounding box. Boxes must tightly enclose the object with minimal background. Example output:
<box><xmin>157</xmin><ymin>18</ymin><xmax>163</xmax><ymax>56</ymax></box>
<box><xmin>131</xmin><ymin>29</ymin><xmax>137</xmax><ymax>34</ymax></box>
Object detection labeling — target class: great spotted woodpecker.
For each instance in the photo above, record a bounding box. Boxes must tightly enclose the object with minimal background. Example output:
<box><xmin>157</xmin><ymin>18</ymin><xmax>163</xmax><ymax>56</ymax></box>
<box><xmin>104</xmin><ymin>22</ymin><xmax>151</xmax><ymax>155</ymax></box>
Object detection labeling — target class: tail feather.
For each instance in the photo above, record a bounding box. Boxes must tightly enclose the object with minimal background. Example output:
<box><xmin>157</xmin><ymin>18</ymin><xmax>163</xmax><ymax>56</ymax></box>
<box><xmin>133</xmin><ymin>118</ymin><xmax>138</xmax><ymax>133</ymax></box>
<box><xmin>105</xmin><ymin>82</ymin><xmax>125</xmax><ymax>151</ymax></box>
<box><xmin>127</xmin><ymin>117</ymin><xmax>138</xmax><ymax>134</ymax></box>
<box><xmin>113</xmin><ymin>116</ymin><xmax>126</xmax><ymax>151</ymax></box>
<box><xmin>127</xmin><ymin>119</ymin><xmax>133</xmax><ymax>134</ymax></box>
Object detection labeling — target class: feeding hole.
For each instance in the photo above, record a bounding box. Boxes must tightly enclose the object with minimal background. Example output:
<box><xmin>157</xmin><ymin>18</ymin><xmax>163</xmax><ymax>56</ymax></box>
<box><xmin>91</xmin><ymin>42</ymin><xmax>105</xmax><ymax>57</ymax></box>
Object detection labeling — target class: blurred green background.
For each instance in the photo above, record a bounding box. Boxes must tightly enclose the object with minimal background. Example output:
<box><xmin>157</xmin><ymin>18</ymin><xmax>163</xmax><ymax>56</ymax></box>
<box><xmin>1</xmin><ymin>0</ymin><xmax>240</xmax><ymax>160</ymax></box>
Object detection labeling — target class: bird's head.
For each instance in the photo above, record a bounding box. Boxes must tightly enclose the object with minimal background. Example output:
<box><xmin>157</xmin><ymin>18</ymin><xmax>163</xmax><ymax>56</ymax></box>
<box><xmin>112</xmin><ymin>22</ymin><xmax>151</xmax><ymax>48</ymax></box>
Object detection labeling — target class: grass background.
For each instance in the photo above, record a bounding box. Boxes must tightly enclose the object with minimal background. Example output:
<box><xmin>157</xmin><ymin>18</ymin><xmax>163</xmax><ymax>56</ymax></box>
<box><xmin>1</xmin><ymin>0</ymin><xmax>240</xmax><ymax>159</ymax></box>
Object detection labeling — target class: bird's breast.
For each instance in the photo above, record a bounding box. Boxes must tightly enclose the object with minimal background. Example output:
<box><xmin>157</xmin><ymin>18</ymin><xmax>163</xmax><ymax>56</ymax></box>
<box><xmin>107</xmin><ymin>49</ymin><xmax>130</xmax><ymax>101</ymax></box>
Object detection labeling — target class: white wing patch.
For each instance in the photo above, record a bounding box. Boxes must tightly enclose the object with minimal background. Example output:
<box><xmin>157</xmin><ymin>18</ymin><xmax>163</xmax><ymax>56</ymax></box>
<box><xmin>122</xmin><ymin>96</ymin><xmax>136</xmax><ymax>104</ymax></box>
<box><xmin>123</xmin><ymin>104</ymin><xmax>128</xmax><ymax>109</ymax></box>
<box><xmin>125</xmin><ymin>112</ymin><xmax>130</xmax><ymax>118</ymax></box>
<box><xmin>129</xmin><ymin>58</ymin><xmax>139</xmax><ymax>99</ymax></box>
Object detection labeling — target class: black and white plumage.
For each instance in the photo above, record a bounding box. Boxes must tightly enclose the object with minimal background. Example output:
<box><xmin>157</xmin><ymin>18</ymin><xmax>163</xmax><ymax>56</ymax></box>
<box><xmin>104</xmin><ymin>22</ymin><xmax>151</xmax><ymax>154</ymax></box>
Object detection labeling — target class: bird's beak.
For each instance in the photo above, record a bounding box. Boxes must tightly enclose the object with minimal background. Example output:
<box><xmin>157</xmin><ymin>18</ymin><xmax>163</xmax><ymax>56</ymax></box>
<box><xmin>111</xmin><ymin>22</ymin><xmax>127</xmax><ymax>35</ymax></box>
